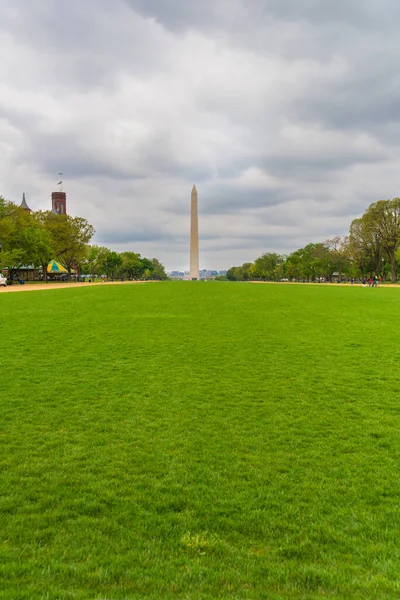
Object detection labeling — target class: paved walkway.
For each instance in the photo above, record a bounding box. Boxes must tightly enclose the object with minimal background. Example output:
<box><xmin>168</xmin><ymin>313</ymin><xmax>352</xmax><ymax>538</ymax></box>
<box><xmin>251</xmin><ymin>281</ymin><xmax>398</xmax><ymax>287</ymax></box>
<box><xmin>1</xmin><ymin>281</ymin><xmax>398</xmax><ymax>293</ymax></box>
<box><xmin>0</xmin><ymin>281</ymin><xmax>151</xmax><ymax>293</ymax></box>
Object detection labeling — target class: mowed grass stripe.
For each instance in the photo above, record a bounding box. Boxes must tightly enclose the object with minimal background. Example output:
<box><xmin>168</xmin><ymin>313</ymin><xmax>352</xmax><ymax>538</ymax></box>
<box><xmin>1</xmin><ymin>282</ymin><xmax>400</xmax><ymax>599</ymax></box>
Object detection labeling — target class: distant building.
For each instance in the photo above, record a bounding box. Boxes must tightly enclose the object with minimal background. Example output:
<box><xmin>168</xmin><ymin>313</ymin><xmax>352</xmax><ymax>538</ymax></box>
<box><xmin>51</xmin><ymin>191</ymin><xmax>67</xmax><ymax>215</ymax></box>
<box><xmin>167</xmin><ymin>268</ymin><xmax>227</xmax><ymax>280</ymax></box>
<box><xmin>15</xmin><ymin>188</ymin><xmax>68</xmax><ymax>215</ymax></box>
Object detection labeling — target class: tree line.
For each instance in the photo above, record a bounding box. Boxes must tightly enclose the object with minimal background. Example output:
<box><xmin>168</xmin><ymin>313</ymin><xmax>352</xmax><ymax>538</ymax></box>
<box><xmin>227</xmin><ymin>198</ymin><xmax>400</xmax><ymax>283</ymax></box>
<box><xmin>83</xmin><ymin>247</ymin><xmax>167</xmax><ymax>281</ymax></box>
<box><xmin>0</xmin><ymin>197</ymin><xmax>168</xmax><ymax>282</ymax></box>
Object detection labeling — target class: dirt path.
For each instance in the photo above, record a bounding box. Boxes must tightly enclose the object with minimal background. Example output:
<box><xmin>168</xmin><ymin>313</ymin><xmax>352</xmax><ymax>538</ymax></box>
<box><xmin>0</xmin><ymin>281</ymin><xmax>151</xmax><ymax>293</ymax></box>
<box><xmin>251</xmin><ymin>281</ymin><xmax>399</xmax><ymax>288</ymax></box>
<box><xmin>2</xmin><ymin>280</ymin><xmax>398</xmax><ymax>293</ymax></box>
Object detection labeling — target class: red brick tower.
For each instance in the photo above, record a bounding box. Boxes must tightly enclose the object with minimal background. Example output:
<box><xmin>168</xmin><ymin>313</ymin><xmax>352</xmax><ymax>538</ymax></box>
<box><xmin>51</xmin><ymin>191</ymin><xmax>67</xmax><ymax>215</ymax></box>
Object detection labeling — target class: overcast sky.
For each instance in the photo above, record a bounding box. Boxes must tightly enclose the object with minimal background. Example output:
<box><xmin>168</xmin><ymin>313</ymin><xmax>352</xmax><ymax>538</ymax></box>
<box><xmin>1</xmin><ymin>0</ymin><xmax>400</xmax><ymax>270</ymax></box>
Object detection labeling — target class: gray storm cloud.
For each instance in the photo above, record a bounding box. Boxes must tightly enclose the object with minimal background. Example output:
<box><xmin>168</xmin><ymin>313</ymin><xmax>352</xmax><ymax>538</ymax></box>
<box><xmin>1</xmin><ymin>0</ymin><xmax>400</xmax><ymax>270</ymax></box>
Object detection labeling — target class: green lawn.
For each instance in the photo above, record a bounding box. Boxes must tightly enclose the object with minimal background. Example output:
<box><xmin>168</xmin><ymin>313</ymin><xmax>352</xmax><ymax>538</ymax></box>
<box><xmin>1</xmin><ymin>281</ymin><xmax>400</xmax><ymax>599</ymax></box>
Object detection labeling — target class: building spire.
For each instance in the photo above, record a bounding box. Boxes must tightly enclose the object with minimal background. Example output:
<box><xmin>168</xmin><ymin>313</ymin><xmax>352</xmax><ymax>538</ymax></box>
<box><xmin>20</xmin><ymin>193</ymin><xmax>31</xmax><ymax>212</ymax></box>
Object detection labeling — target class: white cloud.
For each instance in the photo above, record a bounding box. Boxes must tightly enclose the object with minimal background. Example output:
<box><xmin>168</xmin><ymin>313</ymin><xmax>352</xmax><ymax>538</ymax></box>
<box><xmin>1</xmin><ymin>0</ymin><xmax>400</xmax><ymax>270</ymax></box>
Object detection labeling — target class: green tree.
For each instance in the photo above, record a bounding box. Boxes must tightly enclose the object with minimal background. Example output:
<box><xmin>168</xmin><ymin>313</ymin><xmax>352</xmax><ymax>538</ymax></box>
<box><xmin>240</xmin><ymin>262</ymin><xmax>253</xmax><ymax>281</ymax></box>
<box><xmin>252</xmin><ymin>253</ymin><xmax>282</xmax><ymax>280</ymax></box>
<box><xmin>120</xmin><ymin>252</ymin><xmax>144</xmax><ymax>279</ymax></box>
<box><xmin>149</xmin><ymin>258</ymin><xmax>168</xmax><ymax>280</ymax></box>
<box><xmin>285</xmin><ymin>245</ymin><xmax>315</xmax><ymax>281</ymax></box>
<box><xmin>34</xmin><ymin>212</ymin><xmax>95</xmax><ymax>280</ymax></box>
<box><xmin>82</xmin><ymin>245</ymin><xmax>110</xmax><ymax>280</ymax></box>
<box><xmin>349</xmin><ymin>217</ymin><xmax>381</xmax><ymax>278</ymax></box>
<box><xmin>226</xmin><ymin>267</ymin><xmax>240</xmax><ymax>281</ymax></box>
<box><xmin>31</xmin><ymin>211</ymin><xmax>57</xmax><ymax>283</ymax></box>
<box><xmin>363</xmin><ymin>199</ymin><xmax>400</xmax><ymax>282</ymax></box>
<box><xmin>55</xmin><ymin>216</ymin><xmax>95</xmax><ymax>279</ymax></box>
<box><xmin>140</xmin><ymin>258</ymin><xmax>153</xmax><ymax>279</ymax></box>
<box><xmin>284</xmin><ymin>252</ymin><xmax>301</xmax><ymax>281</ymax></box>
<box><xmin>0</xmin><ymin>199</ymin><xmax>52</xmax><ymax>282</ymax></box>
<box><xmin>143</xmin><ymin>268</ymin><xmax>152</xmax><ymax>280</ymax></box>
<box><xmin>104</xmin><ymin>251</ymin><xmax>122</xmax><ymax>279</ymax></box>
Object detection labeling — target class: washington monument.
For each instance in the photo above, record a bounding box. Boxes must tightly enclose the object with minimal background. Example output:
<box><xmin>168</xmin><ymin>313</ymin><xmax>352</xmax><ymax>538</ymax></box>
<box><xmin>190</xmin><ymin>185</ymin><xmax>200</xmax><ymax>280</ymax></box>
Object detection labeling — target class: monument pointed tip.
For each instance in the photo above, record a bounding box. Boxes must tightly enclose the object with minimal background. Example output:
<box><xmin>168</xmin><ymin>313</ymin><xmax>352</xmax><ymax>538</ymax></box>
<box><xmin>192</xmin><ymin>184</ymin><xmax>197</xmax><ymax>191</ymax></box>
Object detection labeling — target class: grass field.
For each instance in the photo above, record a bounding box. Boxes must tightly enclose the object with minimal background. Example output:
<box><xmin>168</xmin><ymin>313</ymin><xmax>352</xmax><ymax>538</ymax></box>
<box><xmin>1</xmin><ymin>281</ymin><xmax>400</xmax><ymax>599</ymax></box>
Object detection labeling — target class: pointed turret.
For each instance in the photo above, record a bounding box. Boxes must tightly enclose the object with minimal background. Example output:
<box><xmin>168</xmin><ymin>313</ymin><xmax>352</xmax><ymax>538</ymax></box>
<box><xmin>20</xmin><ymin>193</ymin><xmax>31</xmax><ymax>212</ymax></box>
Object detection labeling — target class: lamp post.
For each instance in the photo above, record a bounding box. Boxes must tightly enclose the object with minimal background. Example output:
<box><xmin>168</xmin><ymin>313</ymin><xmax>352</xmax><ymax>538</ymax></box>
<box><xmin>382</xmin><ymin>257</ymin><xmax>385</xmax><ymax>282</ymax></box>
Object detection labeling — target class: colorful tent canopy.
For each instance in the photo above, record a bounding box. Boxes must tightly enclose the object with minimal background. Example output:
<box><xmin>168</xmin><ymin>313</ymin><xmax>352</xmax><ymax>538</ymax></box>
<box><xmin>47</xmin><ymin>260</ymin><xmax>68</xmax><ymax>274</ymax></box>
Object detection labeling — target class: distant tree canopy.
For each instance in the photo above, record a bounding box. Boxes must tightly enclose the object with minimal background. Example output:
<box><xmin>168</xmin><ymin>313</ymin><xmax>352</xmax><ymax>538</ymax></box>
<box><xmin>227</xmin><ymin>198</ymin><xmax>400</xmax><ymax>283</ymax></box>
<box><xmin>81</xmin><ymin>250</ymin><xmax>168</xmax><ymax>280</ymax></box>
<box><xmin>0</xmin><ymin>197</ymin><xmax>168</xmax><ymax>281</ymax></box>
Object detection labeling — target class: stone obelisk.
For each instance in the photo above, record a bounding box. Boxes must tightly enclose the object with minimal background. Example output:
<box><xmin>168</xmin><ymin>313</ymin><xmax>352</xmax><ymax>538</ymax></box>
<box><xmin>190</xmin><ymin>185</ymin><xmax>200</xmax><ymax>280</ymax></box>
